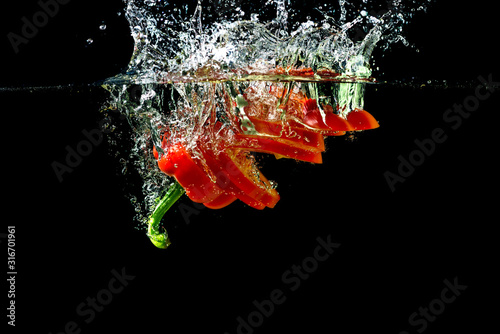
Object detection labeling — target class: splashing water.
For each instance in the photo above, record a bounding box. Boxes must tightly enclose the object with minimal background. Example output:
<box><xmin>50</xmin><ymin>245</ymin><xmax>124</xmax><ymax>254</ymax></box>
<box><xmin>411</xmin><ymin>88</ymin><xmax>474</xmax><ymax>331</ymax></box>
<box><xmin>110</xmin><ymin>0</ymin><xmax>423</xmax><ymax>83</ymax></box>
<box><xmin>103</xmin><ymin>0</ymin><xmax>430</xmax><ymax>246</ymax></box>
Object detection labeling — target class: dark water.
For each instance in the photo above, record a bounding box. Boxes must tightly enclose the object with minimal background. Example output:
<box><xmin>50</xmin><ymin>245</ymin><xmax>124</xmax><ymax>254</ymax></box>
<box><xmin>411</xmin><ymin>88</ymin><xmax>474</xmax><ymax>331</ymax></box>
<box><xmin>1</xmin><ymin>1</ymin><xmax>498</xmax><ymax>333</ymax></box>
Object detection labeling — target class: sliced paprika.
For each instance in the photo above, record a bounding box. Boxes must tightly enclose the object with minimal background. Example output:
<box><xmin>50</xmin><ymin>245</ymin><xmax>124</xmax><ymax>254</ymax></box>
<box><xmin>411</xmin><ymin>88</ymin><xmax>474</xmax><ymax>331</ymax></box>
<box><xmin>346</xmin><ymin>109</ymin><xmax>380</xmax><ymax>130</ymax></box>
<box><xmin>156</xmin><ymin>142</ymin><xmax>222</xmax><ymax>203</ymax></box>
<box><xmin>146</xmin><ymin>77</ymin><xmax>380</xmax><ymax>250</ymax></box>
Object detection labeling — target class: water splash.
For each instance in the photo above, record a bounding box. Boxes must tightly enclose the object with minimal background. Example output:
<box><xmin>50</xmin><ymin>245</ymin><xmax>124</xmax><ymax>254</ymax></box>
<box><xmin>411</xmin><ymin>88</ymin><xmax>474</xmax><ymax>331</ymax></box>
<box><xmin>104</xmin><ymin>0</ymin><xmax>431</xmax><ymax>234</ymax></box>
<box><xmin>108</xmin><ymin>0</ymin><xmax>428</xmax><ymax>84</ymax></box>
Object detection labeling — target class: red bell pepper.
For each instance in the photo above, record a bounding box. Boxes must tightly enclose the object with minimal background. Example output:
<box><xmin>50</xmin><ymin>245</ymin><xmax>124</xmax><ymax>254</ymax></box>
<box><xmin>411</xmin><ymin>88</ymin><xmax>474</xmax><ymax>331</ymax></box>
<box><xmin>245</xmin><ymin>116</ymin><xmax>326</xmax><ymax>152</ymax></box>
<box><xmin>299</xmin><ymin>99</ymin><xmax>354</xmax><ymax>134</ymax></box>
<box><xmin>146</xmin><ymin>79</ymin><xmax>380</xmax><ymax>249</ymax></box>
<box><xmin>203</xmin><ymin>192</ymin><xmax>238</xmax><ymax>209</ymax></box>
<box><xmin>155</xmin><ymin>142</ymin><xmax>223</xmax><ymax>203</ymax></box>
<box><xmin>198</xmin><ymin>144</ymin><xmax>269</xmax><ymax>210</ymax></box>
<box><xmin>216</xmin><ymin>148</ymin><xmax>279</xmax><ymax>208</ymax></box>
<box><xmin>346</xmin><ymin>109</ymin><xmax>380</xmax><ymax>130</ymax></box>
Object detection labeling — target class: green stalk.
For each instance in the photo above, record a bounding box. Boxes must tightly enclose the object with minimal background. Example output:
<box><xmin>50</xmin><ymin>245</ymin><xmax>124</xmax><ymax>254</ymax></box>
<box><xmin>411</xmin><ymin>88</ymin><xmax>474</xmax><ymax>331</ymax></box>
<box><xmin>146</xmin><ymin>180</ymin><xmax>185</xmax><ymax>249</ymax></box>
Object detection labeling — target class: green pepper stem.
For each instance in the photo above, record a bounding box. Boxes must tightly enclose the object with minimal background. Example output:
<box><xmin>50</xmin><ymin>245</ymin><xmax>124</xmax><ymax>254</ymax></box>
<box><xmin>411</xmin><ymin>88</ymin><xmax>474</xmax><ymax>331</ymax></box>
<box><xmin>146</xmin><ymin>180</ymin><xmax>185</xmax><ymax>249</ymax></box>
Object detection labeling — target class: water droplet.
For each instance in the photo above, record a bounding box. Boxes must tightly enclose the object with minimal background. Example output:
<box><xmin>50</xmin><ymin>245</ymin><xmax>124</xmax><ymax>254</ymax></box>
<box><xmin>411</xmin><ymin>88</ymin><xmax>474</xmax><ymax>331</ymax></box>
<box><xmin>99</xmin><ymin>24</ymin><xmax>107</xmax><ymax>31</ymax></box>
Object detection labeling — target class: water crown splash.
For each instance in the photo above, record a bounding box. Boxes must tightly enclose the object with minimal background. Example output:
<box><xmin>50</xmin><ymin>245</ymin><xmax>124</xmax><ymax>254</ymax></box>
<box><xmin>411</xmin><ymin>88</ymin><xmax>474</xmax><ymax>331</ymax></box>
<box><xmin>118</xmin><ymin>0</ymin><xmax>400</xmax><ymax>83</ymax></box>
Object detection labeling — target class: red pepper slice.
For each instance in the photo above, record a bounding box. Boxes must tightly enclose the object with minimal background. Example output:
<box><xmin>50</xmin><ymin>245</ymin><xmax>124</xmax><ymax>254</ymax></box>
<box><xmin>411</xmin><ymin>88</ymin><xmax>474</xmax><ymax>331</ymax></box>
<box><xmin>301</xmin><ymin>99</ymin><xmax>330</xmax><ymax>131</ymax></box>
<box><xmin>203</xmin><ymin>192</ymin><xmax>238</xmax><ymax>209</ymax></box>
<box><xmin>323</xmin><ymin>105</ymin><xmax>354</xmax><ymax>133</ymax></box>
<box><xmin>299</xmin><ymin>99</ymin><xmax>354</xmax><ymax>134</ymax></box>
<box><xmin>200</xmin><ymin>145</ymin><xmax>267</xmax><ymax>210</ymax></box>
<box><xmin>217</xmin><ymin>149</ymin><xmax>279</xmax><ymax>208</ymax></box>
<box><xmin>157</xmin><ymin>142</ymin><xmax>222</xmax><ymax>203</ymax></box>
<box><xmin>246</xmin><ymin>116</ymin><xmax>325</xmax><ymax>152</ymax></box>
<box><xmin>232</xmin><ymin>134</ymin><xmax>323</xmax><ymax>164</ymax></box>
<box><xmin>212</xmin><ymin>121</ymin><xmax>323</xmax><ymax>164</ymax></box>
<box><xmin>346</xmin><ymin>109</ymin><xmax>380</xmax><ymax>130</ymax></box>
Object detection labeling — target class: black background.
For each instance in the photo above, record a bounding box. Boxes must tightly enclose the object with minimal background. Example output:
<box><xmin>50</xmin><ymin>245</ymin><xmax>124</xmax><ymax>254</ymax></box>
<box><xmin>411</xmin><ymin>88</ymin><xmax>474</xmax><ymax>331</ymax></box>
<box><xmin>1</xmin><ymin>1</ymin><xmax>498</xmax><ymax>333</ymax></box>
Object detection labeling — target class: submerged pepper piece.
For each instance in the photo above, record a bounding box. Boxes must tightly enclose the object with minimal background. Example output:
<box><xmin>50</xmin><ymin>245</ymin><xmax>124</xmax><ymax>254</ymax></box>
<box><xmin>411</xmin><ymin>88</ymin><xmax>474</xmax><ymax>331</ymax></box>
<box><xmin>218</xmin><ymin>149</ymin><xmax>280</xmax><ymax>209</ymax></box>
<box><xmin>346</xmin><ymin>109</ymin><xmax>380</xmax><ymax>130</ymax></box>
<box><xmin>157</xmin><ymin>142</ymin><xmax>222</xmax><ymax>203</ymax></box>
<box><xmin>246</xmin><ymin>116</ymin><xmax>326</xmax><ymax>152</ymax></box>
<box><xmin>301</xmin><ymin>99</ymin><xmax>330</xmax><ymax>131</ymax></box>
<box><xmin>203</xmin><ymin>192</ymin><xmax>238</xmax><ymax>209</ymax></box>
<box><xmin>231</xmin><ymin>134</ymin><xmax>323</xmax><ymax>164</ymax></box>
<box><xmin>301</xmin><ymin>99</ymin><xmax>353</xmax><ymax>134</ymax></box>
<box><xmin>199</xmin><ymin>143</ymin><xmax>267</xmax><ymax>210</ymax></box>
